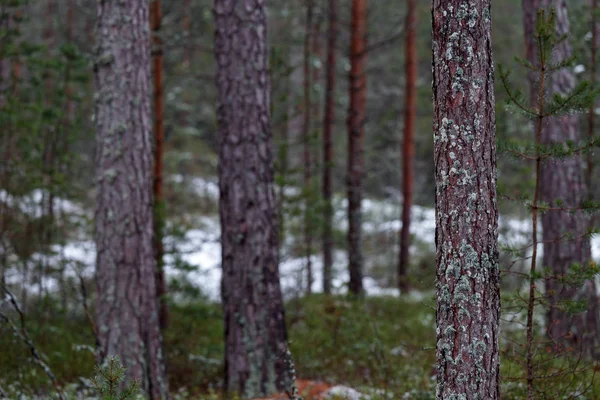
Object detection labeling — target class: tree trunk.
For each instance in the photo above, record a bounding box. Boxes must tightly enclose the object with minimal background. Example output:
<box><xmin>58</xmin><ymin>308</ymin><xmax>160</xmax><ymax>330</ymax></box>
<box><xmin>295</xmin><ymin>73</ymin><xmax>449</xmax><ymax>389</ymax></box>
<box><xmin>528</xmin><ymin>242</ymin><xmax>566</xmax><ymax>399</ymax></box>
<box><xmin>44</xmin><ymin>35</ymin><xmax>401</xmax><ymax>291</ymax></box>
<box><xmin>432</xmin><ymin>1</ymin><xmax>500</xmax><ymax>398</ymax></box>
<box><xmin>150</xmin><ymin>0</ymin><xmax>168</xmax><ymax>332</ymax></box>
<box><xmin>347</xmin><ymin>0</ymin><xmax>367</xmax><ymax>296</ymax></box>
<box><xmin>322</xmin><ymin>0</ymin><xmax>338</xmax><ymax>295</ymax></box>
<box><xmin>589</xmin><ymin>0</ymin><xmax>598</xmax><ymax>211</ymax></box>
<box><xmin>94</xmin><ymin>1</ymin><xmax>169</xmax><ymax>398</ymax></box>
<box><xmin>303</xmin><ymin>0</ymin><xmax>314</xmax><ymax>295</ymax></box>
<box><xmin>398</xmin><ymin>0</ymin><xmax>417</xmax><ymax>292</ymax></box>
<box><xmin>214</xmin><ymin>0</ymin><xmax>292</xmax><ymax>397</ymax></box>
<box><xmin>184</xmin><ymin>0</ymin><xmax>191</xmax><ymax>68</ymax></box>
<box><xmin>276</xmin><ymin>45</ymin><xmax>292</xmax><ymax>257</ymax></box>
<box><xmin>523</xmin><ymin>0</ymin><xmax>600</xmax><ymax>358</ymax></box>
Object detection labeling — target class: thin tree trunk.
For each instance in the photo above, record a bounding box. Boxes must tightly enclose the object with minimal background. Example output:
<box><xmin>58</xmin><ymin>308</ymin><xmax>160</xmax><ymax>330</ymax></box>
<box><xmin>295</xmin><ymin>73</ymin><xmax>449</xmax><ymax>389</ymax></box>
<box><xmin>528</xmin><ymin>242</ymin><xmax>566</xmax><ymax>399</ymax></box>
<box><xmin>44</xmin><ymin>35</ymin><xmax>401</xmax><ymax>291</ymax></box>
<box><xmin>322</xmin><ymin>0</ymin><xmax>338</xmax><ymax>295</ymax></box>
<box><xmin>58</xmin><ymin>0</ymin><xmax>75</xmax><ymax>313</ymax></box>
<box><xmin>276</xmin><ymin>42</ymin><xmax>292</xmax><ymax>256</ymax></box>
<box><xmin>588</xmin><ymin>0</ymin><xmax>598</xmax><ymax>204</ymax></box>
<box><xmin>41</xmin><ymin>0</ymin><xmax>57</xmax><ymax>305</ymax></box>
<box><xmin>94</xmin><ymin>0</ymin><xmax>169</xmax><ymax>397</ymax></box>
<box><xmin>398</xmin><ymin>0</ymin><xmax>417</xmax><ymax>292</ymax></box>
<box><xmin>44</xmin><ymin>0</ymin><xmax>55</xmax><ymax>50</ymax></box>
<box><xmin>214</xmin><ymin>0</ymin><xmax>292</xmax><ymax>397</ymax></box>
<box><xmin>432</xmin><ymin>1</ymin><xmax>500</xmax><ymax>398</ymax></box>
<box><xmin>303</xmin><ymin>0</ymin><xmax>314</xmax><ymax>295</ymax></box>
<box><xmin>524</xmin><ymin>42</ymin><xmax>547</xmax><ymax>397</ymax></box>
<box><xmin>347</xmin><ymin>0</ymin><xmax>367</xmax><ymax>296</ymax></box>
<box><xmin>150</xmin><ymin>0</ymin><xmax>168</xmax><ymax>332</ymax></box>
<box><xmin>11</xmin><ymin>7</ymin><xmax>20</xmax><ymax>97</ymax></box>
<box><xmin>523</xmin><ymin>0</ymin><xmax>600</xmax><ymax>358</ymax></box>
<box><xmin>184</xmin><ymin>0</ymin><xmax>191</xmax><ymax>68</ymax></box>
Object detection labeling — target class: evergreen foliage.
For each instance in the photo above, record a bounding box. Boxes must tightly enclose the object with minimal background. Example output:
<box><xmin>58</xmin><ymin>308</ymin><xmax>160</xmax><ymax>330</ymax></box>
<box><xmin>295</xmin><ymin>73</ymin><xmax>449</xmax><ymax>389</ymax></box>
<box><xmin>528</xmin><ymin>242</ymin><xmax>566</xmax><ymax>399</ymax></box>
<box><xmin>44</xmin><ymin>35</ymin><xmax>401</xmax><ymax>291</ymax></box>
<box><xmin>90</xmin><ymin>356</ymin><xmax>140</xmax><ymax>400</ymax></box>
<box><xmin>499</xmin><ymin>8</ymin><xmax>600</xmax><ymax>398</ymax></box>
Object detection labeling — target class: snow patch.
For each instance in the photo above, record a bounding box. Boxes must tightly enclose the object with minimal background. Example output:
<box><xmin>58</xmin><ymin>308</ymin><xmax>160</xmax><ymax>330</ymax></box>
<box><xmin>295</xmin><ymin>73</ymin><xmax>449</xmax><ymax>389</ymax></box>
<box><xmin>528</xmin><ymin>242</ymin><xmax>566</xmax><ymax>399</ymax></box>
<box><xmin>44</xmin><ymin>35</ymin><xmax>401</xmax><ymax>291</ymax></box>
<box><xmin>324</xmin><ymin>385</ymin><xmax>369</xmax><ymax>400</ymax></box>
<box><xmin>0</xmin><ymin>189</ymin><xmax>85</xmax><ymax>218</ymax></box>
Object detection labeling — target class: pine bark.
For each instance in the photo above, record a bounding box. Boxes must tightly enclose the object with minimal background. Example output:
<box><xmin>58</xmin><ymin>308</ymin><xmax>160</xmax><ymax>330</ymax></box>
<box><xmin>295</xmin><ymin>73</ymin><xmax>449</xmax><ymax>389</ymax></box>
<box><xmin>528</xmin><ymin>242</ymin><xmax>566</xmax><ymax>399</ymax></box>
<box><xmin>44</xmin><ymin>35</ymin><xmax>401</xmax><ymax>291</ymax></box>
<box><xmin>150</xmin><ymin>0</ymin><xmax>168</xmax><ymax>331</ymax></box>
<box><xmin>523</xmin><ymin>0</ymin><xmax>600</xmax><ymax>357</ymax></box>
<box><xmin>398</xmin><ymin>0</ymin><xmax>417</xmax><ymax>292</ymax></box>
<box><xmin>214</xmin><ymin>0</ymin><xmax>291</xmax><ymax>397</ymax></box>
<box><xmin>347</xmin><ymin>0</ymin><xmax>367</xmax><ymax>296</ymax></box>
<box><xmin>94</xmin><ymin>1</ymin><xmax>169</xmax><ymax>398</ymax></box>
<box><xmin>322</xmin><ymin>0</ymin><xmax>338</xmax><ymax>294</ymax></box>
<box><xmin>303</xmin><ymin>0</ymin><xmax>314</xmax><ymax>294</ymax></box>
<box><xmin>432</xmin><ymin>1</ymin><xmax>500</xmax><ymax>398</ymax></box>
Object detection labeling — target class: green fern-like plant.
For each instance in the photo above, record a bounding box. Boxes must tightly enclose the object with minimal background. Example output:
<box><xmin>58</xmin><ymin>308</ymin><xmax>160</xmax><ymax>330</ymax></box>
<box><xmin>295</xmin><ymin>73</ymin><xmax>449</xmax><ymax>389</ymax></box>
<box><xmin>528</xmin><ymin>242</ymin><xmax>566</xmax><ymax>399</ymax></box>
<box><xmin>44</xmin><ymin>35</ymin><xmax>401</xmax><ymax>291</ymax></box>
<box><xmin>90</xmin><ymin>356</ymin><xmax>140</xmax><ymax>400</ymax></box>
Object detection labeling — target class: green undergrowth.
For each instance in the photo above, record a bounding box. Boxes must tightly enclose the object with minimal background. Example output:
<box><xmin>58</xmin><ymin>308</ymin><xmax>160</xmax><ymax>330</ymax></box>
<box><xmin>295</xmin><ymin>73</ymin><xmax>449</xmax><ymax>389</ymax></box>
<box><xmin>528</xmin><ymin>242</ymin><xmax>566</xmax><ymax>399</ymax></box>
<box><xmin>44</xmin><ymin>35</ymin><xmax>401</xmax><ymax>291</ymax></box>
<box><xmin>286</xmin><ymin>295</ymin><xmax>437</xmax><ymax>398</ymax></box>
<box><xmin>0</xmin><ymin>294</ymin><xmax>437</xmax><ymax>398</ymax></box>
<box><xmin>2</xmin><ymin>294</ymin><xmax>599</xmax><ymax>399</ymax></box>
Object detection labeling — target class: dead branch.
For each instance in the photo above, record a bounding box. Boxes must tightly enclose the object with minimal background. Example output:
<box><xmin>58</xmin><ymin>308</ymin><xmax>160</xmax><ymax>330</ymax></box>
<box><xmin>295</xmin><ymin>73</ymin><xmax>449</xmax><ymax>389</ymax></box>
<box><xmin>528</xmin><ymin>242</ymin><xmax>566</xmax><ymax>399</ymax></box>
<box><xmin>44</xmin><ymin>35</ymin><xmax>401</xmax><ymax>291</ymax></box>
<box><xmin>0</xmin><ymin>286</ymin><xmax>65</xmax><ymax>400</ymax></box>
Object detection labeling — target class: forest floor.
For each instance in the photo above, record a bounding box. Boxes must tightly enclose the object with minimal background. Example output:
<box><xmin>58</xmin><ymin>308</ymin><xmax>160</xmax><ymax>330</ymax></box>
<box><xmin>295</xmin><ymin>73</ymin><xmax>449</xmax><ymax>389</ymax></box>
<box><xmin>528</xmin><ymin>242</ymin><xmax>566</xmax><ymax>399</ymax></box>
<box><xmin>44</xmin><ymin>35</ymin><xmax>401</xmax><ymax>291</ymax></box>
<box><xmin>2</xmin><ymin>293</ymin><xmax>600</xmax><ymax>399</ymax></box>
<box><xmin>0</xmin><ymin>294</ymin><xmax>439</xmax><ymax>399</ymax></box>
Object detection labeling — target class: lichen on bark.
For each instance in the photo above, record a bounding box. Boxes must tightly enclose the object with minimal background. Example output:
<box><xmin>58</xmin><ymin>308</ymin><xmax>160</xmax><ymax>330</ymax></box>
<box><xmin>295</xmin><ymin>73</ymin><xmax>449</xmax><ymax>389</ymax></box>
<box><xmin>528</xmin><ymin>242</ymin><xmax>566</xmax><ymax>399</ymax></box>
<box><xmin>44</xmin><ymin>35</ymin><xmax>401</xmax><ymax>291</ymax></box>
<box><xmin>432</xmin><ymin>1</ymin><xmax>501</xmax><ymax>398</ymax></box>
<box><xmin>93</xmin><ymin>0</ymin><xmax>168</xmax><ymax>398</ymax></box>
<box><xmin>214</xmin><ymin>0</ymin><xmax>292</xmax><ymax>397</ymax></box>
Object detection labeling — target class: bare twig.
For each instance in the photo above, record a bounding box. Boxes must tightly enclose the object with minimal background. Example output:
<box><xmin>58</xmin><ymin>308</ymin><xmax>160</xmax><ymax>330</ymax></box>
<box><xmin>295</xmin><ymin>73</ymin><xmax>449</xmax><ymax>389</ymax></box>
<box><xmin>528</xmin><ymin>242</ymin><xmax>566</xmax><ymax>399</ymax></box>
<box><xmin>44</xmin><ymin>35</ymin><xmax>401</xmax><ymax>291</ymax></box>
<box><xmin>0</xmin><ymin>286</ymin><xmax>65</xmax><ymax>400</ymax></box>
<box><xmin>75</xmin><ymin>270</ymin><xmax>100</xmax><ymax>353</ymax></box>
<box><xmin>362</xmin><ymin>28</ymin><xmax>404</xmax><ymax>54</ymax></box>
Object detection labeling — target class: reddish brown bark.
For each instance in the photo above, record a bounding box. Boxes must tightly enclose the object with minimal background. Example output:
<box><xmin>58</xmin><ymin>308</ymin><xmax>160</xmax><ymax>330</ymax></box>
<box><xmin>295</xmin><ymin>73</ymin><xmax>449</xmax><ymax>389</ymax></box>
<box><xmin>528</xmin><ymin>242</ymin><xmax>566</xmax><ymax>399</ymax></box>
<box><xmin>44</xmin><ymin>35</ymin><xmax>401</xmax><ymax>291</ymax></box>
<box><xmin>150</xmin><ymin>0</ymin><xmax>168</xmax><ymax>331</ymax></box>
<box><xmin>432</xmin><ymin>1</ymin><xmax>500</xmax><ymax>398</ymax></box>
<box><xmin>398</xmin><ymin>0</ymin><xmax>417</xmax><ymax>292</ymax></box>
<box><xmin>347</xmin><ymin>0</ymin><xmax>367</xmax><ymax>296</ymax></box>
<box><xmin>322</xmin><ymin>0</ymin><xmax>338</xmax><ymax>294</ymax></box>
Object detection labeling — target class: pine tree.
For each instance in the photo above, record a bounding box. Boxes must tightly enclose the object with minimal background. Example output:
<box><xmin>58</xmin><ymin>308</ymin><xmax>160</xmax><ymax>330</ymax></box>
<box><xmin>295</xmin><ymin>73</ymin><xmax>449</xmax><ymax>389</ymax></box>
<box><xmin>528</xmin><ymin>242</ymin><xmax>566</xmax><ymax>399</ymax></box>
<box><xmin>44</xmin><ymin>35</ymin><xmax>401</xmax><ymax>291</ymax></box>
<box><xmin>347</xmin><ymin>0</ymin><xmax>367</xmax><ymax>296</ymax></box>
<box><xmin>214</xmin><ymin>0</ymin><xmax>292</xmax><ymax>396</ymax></box>
<box><xmin>432</xmin><ymin>1</ymin><xmax>500</xmax><ymax>398</ymax></box>
<box><xmin>500</xmin><ymin>7</ymin><xmax>600</xmax><ymax>396</ymax></box>
<box><xmin>93</xmin><ymin>0</ymin><xmax>169</xmax><ymax>397</ymax></box>
<box><xmin>302</xmin><ymin>0</ymin><xmax>314</xmax><ymax>294</ymax></box>
<box><xmin>398</xmin><ymin>0</ymin><xmax>417</xmax><ymax>292</ymax></box>
<box><xmin>322</xmin><ymin>0</ymin><xmax>338</xmax><ymax>294</ymax></box>
<box><xmin>522</xmin><ymin>0</ymin><xmax>599</xmax><ymax>358</ymax></box>
<box><xmin>150</xmin><ymin>0</ymin><xmax>168</xmax><ymax>332</ymax></box>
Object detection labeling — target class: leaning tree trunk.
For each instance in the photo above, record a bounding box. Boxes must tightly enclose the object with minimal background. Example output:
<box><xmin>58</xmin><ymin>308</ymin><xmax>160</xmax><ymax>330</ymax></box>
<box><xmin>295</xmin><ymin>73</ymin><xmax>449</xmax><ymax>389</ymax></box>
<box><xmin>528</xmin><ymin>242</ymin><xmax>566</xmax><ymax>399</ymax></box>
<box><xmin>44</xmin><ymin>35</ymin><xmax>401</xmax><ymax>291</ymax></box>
<box><xmin>523</xmin><ymin>0</ymin><xmax>599</xmax><ymax>357</ymax></box>
<box><xmin>94</xmin><ymin>0</ymin><xmax>169</xmax><ymax>398</ymax></box>
<box><xmin>432</xmin><ymin>1</ymin><xmax>501</xmax><ymax>398</ymax></box>
<box><xmin>214</xmin><ymin>0</ymin><xmax>292</xmax><ymax>397</ymax></box>
<box><xmin>398</xmin><ymin>0</ymin><xmax>417</xmax><ymax>292</ymax></box>
<box><xmin>322</xmin><ymin>0</ymin><xmax>338</xmax><ymax>295</ymax></box>
<box><xmin>347</xmin><ymin>0</ymin><xmax>367</xmax><ymax>296</ymax></box>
